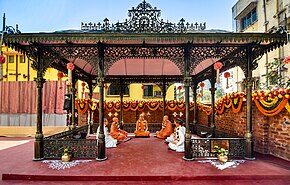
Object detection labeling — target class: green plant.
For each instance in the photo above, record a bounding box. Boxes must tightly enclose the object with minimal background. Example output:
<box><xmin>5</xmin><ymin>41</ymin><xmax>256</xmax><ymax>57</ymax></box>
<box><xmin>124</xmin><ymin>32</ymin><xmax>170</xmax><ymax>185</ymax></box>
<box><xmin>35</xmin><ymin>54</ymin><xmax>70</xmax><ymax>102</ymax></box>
<box><xmin>261</xmin><ymin>58</ymin><xmax>289</xmax><ymax>90</ymax></box>
<box><xmin>213</xmin><ymin>145</ymin><xmax>228</xmax><ymax>156</ymax></box>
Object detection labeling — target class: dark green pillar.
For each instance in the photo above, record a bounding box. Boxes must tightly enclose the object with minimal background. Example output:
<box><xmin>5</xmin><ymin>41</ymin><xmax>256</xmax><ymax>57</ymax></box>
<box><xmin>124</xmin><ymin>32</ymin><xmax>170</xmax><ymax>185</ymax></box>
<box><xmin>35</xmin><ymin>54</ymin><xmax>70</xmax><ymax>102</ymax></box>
<box><xmin>162</xmin><ymin>80</ymin><xmax>167</xmax><ymax>117</ymax></box>
<box><xmin>33</xmin><ymin>50</ymin><xmax>45</xmax><ymax>161</ymax></box>
<box><xmin>209</xmin><ymin>67</ymin><xmax>216</xmax><ymax>137</ymax></box>
<box><xmin>192</xmin><ymin>82</ymin><xmax>197</xmax><ymax>134</ymax></box>
<box><xmin>88</xmin><ymin>81</ymin><xmax>93</xmax><ymax>134</ymax></box>
<box><xmin>120</xmin><ymin>80</ymin><xmax>124</xmax><ymax>126</ymax></box>
<box><xmin>71</xmin><ymin>77</ymin><xmax>76</xmax><ymax>129</ymax></box>
<box><xmin>183</xmin><ymin>43</ymin><xmax>193</xmax><ymax>161</ymax></box>
<box><xmin>96</xmin><ymin>44</ymin><xmax>107</xmax><ymax>161</ymax></box>
<box><xmin>245</xmin><ymin>46</ymin><xmax>255</xmax><ymax>160</ymax></box>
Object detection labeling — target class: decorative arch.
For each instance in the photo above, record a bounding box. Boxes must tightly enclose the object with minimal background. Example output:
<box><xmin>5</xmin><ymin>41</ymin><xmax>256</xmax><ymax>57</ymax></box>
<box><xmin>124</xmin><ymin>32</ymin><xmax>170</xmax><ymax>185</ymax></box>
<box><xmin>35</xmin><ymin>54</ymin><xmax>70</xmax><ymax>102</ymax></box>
<box><xmin>104</xmin><ymin>46</ymin><xmax>184</xmax><ymax>75</ymax></box>
<box><xmin>106</xmin><ymin>58</ymin><xmax>181</xmax><ymax>76</ymax></box>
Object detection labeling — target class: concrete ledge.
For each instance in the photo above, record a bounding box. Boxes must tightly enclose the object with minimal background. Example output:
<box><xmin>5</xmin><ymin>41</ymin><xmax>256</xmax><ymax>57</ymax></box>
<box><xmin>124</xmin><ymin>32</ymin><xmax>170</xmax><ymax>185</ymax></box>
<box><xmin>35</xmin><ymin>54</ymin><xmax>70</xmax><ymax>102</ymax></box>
<box><xmin>0</xmin><ymin>126</ymin><xmax>67</xmax><ymax>137</ymax></box>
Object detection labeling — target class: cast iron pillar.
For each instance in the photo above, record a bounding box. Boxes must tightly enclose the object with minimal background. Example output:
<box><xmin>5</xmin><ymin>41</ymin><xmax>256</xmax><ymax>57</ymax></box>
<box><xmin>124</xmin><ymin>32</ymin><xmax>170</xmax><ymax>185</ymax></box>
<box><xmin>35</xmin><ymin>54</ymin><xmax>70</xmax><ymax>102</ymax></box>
<box><xmin>183</xmin><ymin>43</ymin><xmax>193</xmax><ymax>161</ymax></box>
<box><xmin>192</xmin><ymin>82</ymin><xmax>198</xmax><ymax>134</ymax></box>
<box><xmin>162</xmin><ymin>79</ymin><xmax>167</xmax><ymax>117</ymax></box>
<box><xmin>96</xmin><ymin>44</ymin><xmax>107</xmax><ymax>161</ymax></box>
<box><xmin>33</xmin><ymin>50</ymin><xmax>46</xmax><ymax>161</ymax></box>
<box><xmin>120</xmin><ymin>79</ymin><xmax>124</xmax><ymax>126</ymax></box>
<box><xmin>209</xmin><ymin>67</ymin><xmax>216</xmax><ymax>137</ymax></box>
<box><xmin>88</xmin><ymin>80</ymin><xmax>93</xmax><ymax>134</ymax></box>
<box><xmin>71</xmin><ymin>77</ymin><xmax>76</xmax><ymax>129</ymax></box>
<box><xmin>245</xmin><ymin>46</ymin><xmax>255</xmax><ymax>160</ymax></box>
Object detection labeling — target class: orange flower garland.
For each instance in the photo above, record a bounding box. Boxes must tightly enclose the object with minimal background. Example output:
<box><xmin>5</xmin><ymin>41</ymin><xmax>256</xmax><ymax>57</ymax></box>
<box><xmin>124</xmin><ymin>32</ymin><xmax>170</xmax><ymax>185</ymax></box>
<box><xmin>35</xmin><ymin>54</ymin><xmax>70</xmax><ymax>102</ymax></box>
<box><xmin>75</xmin><ymin>88</ymin><xmax>290</xmax><ymax>117</ymax></box>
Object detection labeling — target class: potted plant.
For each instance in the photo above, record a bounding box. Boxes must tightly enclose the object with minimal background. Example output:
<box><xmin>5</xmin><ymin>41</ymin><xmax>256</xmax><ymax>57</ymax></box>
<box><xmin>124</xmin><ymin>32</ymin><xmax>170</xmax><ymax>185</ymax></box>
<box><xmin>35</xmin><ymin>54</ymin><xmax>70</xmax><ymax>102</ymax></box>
<box><xmin>213</xmin><ymin>145</ymin><xmax>229</xmax><ymax>163</ymax></box>
<box><xmin>61</xmin><ymin>146</ymin><xmax>73</xmax><ymax>162</ymax></box>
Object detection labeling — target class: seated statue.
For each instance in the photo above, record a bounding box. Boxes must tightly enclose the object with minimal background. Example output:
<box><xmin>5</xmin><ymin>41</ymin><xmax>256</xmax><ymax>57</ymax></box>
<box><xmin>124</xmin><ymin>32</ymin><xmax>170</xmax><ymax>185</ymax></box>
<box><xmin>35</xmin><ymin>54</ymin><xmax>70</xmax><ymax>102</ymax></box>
<box><xmin>110</xmin><ymin>117</ymin><xmax>128</xmax><ymax>141</ymax></box>
<box><xmin>97</xmin><ymin>118</ymin><xmax>117</xmax><ymax>148</ymax></box>
<box><xmin>134</xmin><ymin>114</ymin><xmax>150</xmax><ymax>137</ymax></box>
<box><xmin>156</xmin><ymin>115</ymin><xmax>172</xmax><ymax>139</ymax></box>
<box><xmin>168</xmin><ymin>118</ymin><xmax>185</xmax><ymax>152</ymax></box>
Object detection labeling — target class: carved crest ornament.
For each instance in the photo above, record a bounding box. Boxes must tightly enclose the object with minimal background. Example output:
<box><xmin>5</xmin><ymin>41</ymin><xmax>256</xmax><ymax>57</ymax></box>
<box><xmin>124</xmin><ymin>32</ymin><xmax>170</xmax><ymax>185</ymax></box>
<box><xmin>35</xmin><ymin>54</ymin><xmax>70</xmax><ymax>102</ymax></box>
<box><xmin>81</xmin><ymin>0</ymin><xmax>206</xmax><ymax>33</ymax></box>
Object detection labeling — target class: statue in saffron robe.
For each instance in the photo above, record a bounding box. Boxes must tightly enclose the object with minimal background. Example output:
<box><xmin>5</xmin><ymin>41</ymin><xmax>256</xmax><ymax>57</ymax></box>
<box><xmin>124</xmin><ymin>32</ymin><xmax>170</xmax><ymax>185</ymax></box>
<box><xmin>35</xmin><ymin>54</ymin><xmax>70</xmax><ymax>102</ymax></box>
<box><xmin>110</xmin><ymin>117</ymin><xmax>128</xmax><ymax>141</ymax></box>
<box><xmin>134</xmin><ymin>114</ymin><xmax>150</xmax><ymax>137</ymax></box>
<box><xmin>156</xmin><ymin>115</ymin><xmax>172</xmax><ymax>139</ymax></box>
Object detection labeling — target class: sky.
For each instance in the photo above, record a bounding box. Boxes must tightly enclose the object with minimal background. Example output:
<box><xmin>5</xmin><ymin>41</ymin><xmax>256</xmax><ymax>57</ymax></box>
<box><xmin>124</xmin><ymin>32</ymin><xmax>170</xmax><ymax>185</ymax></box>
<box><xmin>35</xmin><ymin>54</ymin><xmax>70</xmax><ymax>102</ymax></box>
<box><xmin>0</xmin><ymin>0</ymin><xmax>237</xmax><ymax>33</ymax></box>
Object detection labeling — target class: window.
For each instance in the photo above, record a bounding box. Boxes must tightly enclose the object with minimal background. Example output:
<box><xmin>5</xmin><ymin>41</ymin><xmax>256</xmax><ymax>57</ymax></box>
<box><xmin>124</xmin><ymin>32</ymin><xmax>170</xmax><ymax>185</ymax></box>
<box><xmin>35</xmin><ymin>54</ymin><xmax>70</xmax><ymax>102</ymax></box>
<box><xmin>241</xmin><ymin>8</ymin><xmax>257</xmax><ymax>30</ymax></box>
<box><xmin>143</xmin><ymin>85</ymin><xmax>153</xmax><ymax>97</ymax></box>
<box><xmin>107</xmin><ymin>83</ymin><xmax>129</xmax><ymax>96</ymax></box>
<box><xmin>20</xmin><ymin>55</ymin><xmax>25</xmax><ymax>63</ymax></box>
<box><xmin>8</xmin><ymin>56</ymin><xmax>14</xmax><ymax>63</ymax></box>
<box><xmin>154</xmin><ymin>91</ymin><xmax>162</xmax><ymax>97</ymax></box>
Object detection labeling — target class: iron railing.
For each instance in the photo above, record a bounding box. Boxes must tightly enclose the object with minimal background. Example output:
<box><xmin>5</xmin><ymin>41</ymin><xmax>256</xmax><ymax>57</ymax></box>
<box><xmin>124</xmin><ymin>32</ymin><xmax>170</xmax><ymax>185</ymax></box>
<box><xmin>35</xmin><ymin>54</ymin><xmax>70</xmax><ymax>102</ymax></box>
<box><xmin>43</xmin><ymin>138</ymin><xmax>97</xmax><ymax>159</ymax></box>
<box><xmin>191</xmin><ymin>138</ymin><xmax>246</xmax><ymax>159</ymax></box>
<box><xmin>44</xmin><ymin>125</ymin><xmax>89</xmax><ymax>139</ymax></box>
<box><xmin>44</xmin><ymin>124</ymin><xmax>98</xmax><ymax>159</ymax></box>
<box><xmin>195</xmin><ymin>124</ymin><xmax>240</xmax><ymax>138</ymax></box>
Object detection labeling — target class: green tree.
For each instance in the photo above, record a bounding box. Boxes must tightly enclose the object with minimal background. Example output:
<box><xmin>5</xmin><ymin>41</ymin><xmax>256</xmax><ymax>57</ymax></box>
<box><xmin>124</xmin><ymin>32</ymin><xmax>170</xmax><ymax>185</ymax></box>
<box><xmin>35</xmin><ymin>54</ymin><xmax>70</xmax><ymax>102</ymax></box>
<box><xmin>261</xmin><ymin>58</ymin><xmax>289</xmax><ymax>90</ymax></box>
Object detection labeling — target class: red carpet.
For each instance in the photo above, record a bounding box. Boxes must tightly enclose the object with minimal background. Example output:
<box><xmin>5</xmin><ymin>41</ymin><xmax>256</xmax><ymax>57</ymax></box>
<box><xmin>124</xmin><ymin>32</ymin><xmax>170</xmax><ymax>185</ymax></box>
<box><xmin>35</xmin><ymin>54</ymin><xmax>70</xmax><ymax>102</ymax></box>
<box><xmin>1</xmin><ymin>136</ymin><xmax>290</xmax><ymax>184</ymax></box>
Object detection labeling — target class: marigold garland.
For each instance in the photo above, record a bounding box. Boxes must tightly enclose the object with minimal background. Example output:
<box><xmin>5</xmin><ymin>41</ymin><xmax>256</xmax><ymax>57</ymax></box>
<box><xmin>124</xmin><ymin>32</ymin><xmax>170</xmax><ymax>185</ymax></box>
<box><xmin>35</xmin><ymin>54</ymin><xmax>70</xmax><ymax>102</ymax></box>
<box><xmin>75</xmin><ymin>88</ymin><xmax>290</xmax><ymax>117</ymax></box>
<box><xmin>285</xmin><ymin>102</ymin><xmax>290</xmax><ymax>114</ymax></box>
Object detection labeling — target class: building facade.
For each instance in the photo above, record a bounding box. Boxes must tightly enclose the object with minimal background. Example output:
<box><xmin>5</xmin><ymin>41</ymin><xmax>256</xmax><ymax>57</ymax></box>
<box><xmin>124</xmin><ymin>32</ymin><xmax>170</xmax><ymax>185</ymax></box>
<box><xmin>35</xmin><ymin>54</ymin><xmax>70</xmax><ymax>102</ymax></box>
<box><xmin>232</xmin><ymin>0</ymin><xmax>290</xmax><ymax>90</ymax></box>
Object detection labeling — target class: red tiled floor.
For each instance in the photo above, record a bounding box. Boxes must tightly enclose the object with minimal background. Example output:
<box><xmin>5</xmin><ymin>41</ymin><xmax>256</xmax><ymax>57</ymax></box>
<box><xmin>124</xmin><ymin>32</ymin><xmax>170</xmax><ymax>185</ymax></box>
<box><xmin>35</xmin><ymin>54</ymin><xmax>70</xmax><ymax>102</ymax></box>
<box><xmin>0</xmin><ymin>137</ymin><xmax>289</xmax><ymax>184</ymax></box>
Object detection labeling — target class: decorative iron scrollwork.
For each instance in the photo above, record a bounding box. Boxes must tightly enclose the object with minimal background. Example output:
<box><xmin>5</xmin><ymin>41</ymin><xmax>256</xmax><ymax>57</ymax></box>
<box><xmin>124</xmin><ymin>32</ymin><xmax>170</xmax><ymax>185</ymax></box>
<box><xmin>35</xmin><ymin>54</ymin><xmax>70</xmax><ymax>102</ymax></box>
<box><xmin>81</xmin><ymin>0</ymin><xmax>206</xmax><ymax>33</ymax></box>
<box><xmin>4</xmin><ymin>25</ymin><xmax>21</xmax><ymax>34</ymax></box>
<box><xmin>104</xmin><ymin>46</ymin><xmax>184</xmax><ymax>74</ymax></box>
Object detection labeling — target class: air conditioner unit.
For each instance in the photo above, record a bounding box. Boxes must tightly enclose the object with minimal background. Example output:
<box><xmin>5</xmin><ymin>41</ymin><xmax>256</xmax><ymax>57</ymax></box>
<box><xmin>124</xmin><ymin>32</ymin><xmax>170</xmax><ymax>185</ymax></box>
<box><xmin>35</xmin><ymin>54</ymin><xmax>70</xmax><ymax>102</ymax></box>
<box><xmin>154</xmin><ymin>91</ymin><xmax>162</xmax><ymax>97</ymax></box>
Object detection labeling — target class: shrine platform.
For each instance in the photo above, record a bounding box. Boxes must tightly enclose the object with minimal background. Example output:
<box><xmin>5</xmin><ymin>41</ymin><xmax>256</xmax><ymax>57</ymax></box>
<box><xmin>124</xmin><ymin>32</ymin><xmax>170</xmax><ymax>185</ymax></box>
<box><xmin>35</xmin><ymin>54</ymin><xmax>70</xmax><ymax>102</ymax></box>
<box><xmin>0</xmin><ymin>136</ymin><xmax>289</xmax><ymax>185</ymax></box>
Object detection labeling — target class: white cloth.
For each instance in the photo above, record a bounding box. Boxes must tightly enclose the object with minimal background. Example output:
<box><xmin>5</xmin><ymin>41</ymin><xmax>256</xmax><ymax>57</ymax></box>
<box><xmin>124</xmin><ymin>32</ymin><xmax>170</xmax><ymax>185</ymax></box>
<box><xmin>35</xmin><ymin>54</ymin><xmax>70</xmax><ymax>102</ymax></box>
<box><xmin>165</xmin><ymin>135</ymin><xmax>175</xmax><ymax>143</ymax></box>
<box><xmin>168</xmin><ymin>126</ymin><xmax>185</xmax><ymax>152</ymax></box>
<box><xmin>97</xmin><ymin>125</ymin><xmax>117</xmax><ymax>148</ymax></box>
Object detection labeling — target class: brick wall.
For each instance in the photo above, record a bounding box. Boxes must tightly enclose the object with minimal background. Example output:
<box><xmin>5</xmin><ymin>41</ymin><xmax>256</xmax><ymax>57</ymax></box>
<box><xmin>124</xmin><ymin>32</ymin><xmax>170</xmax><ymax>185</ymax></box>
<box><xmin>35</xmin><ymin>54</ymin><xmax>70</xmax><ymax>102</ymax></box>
<box><xmin>197</xmin><ymin>109</ymin><xmax>210</xmax><ymax>127</ymax></box>
<box><xmin>267</xmin><ymin>109</ymin><xmax>290</xmax><ymax>161</ymax></box>
<box><xmin>213</xmin><ymin>101</ymin><xmax>290</xmax><ymax>161</ymax></box>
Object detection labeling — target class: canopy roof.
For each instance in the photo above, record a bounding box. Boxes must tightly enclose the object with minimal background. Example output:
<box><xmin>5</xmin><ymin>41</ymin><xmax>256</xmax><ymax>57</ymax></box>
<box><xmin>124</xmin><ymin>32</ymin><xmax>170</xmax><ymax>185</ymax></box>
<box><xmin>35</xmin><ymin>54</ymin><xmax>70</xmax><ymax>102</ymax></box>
<box><xmin>3</xmin><ymin>0</ymin><xmax>288</xmax><ymax>84</ymax></box>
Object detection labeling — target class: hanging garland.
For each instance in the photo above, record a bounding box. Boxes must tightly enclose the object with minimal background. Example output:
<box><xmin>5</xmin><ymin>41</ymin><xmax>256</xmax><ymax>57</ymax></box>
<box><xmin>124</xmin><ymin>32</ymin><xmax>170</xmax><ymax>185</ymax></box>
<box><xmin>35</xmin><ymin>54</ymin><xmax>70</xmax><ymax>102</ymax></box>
<box><xmin>105</xmin><ymin>101</ymin><xmax>115</xmax><ymax>112</ymax></box>
<box><xmin>284</xmin><ymin>101</ymin><xmax>290</xmax><ymax>114</ymax></box>
<box><xmin>231</xmin><ymin>97</ymin><xmax>244</xmax><ymax>113</ymax></box>
<box><xmin>122</xmin><ymin>101</ymin><xmax>131</xmax><ymax>112</ymax></box>
<box><xmin>88</xmin><ymin>100</ymin><xmax>98</xmax><ymax>111</ymax></box>
<box><xmin>197</xmin><ymin>102</ymin><xmax>212</xmax><ymax>116</ymax></box>
<box><xmin>113</xmin><ymin>101</ymin><xmax>121</xmax><ymax>112</ymax></box>
<box><xmin>190</xmin><ymin>102</ymin><xmax>195</xmax><ymax>111</ymax></box>
<box><xmin>75</xmin><ymin>88</ymin><xmax>290</xmax><ymax>117</ymax></box>
<box><xmin>138</xmin><ymin>100</ymin><xmax>147</xmax><ymax>112</ymax></box>
<box><xmin>167</xmin><ymin>100</ymin><xmax>177</xmax><ymax>111</ymax></box>
<box><xmin>215</xmin><ymin>92</ymin><xmax>245</xmax><ymax>114</ymax></box>
<box><xmin>75</xmin><ymin>99</ymin><xmax>89</xmax><ymax>114</ymax></box>
<box><xmin>176</xmin><ymin>100</ymin><xmax>186</xmax><ymax>111</ymax></box>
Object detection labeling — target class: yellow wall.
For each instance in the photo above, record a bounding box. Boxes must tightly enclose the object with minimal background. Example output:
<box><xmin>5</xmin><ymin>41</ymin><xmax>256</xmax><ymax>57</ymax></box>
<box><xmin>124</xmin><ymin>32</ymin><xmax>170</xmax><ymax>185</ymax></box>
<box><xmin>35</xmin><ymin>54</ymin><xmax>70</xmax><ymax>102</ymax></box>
<box><xmin>77</xmin><ymin>82</ymin><xmax>175</xmax><ymax>100</ymax></box>
<box><xmin>1</xmin><ymin>45</ymin><xmax>59</xmax><ymax>81</ymax></box>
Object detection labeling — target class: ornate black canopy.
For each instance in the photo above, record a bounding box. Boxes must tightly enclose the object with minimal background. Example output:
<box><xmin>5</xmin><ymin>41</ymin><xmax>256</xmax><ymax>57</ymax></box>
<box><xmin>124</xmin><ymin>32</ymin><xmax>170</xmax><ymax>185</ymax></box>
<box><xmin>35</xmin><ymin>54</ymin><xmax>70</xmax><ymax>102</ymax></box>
<box><xmin>2</xmin><ymin>0</ymin><xmax>288</xmax><ymax>85</ymax></box>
